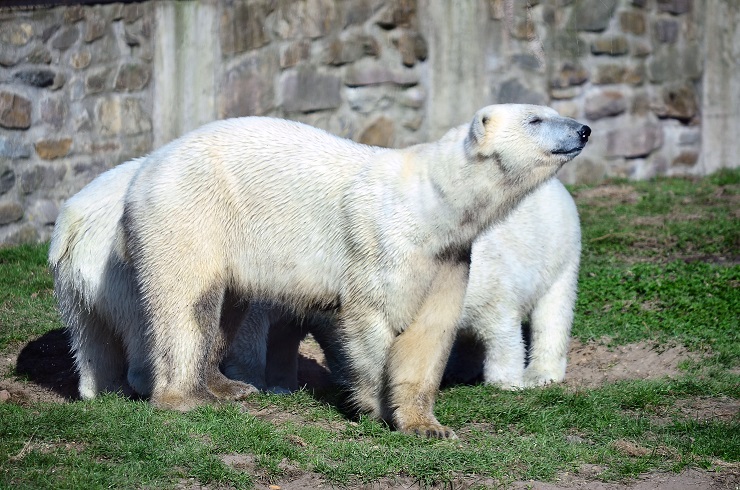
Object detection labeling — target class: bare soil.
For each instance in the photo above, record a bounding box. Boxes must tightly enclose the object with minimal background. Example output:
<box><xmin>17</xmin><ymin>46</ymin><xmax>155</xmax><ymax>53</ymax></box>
<box><xmin>1</xmin><ymin>331</ymin><xmax>737</xmax><ymax>489</ymax></box>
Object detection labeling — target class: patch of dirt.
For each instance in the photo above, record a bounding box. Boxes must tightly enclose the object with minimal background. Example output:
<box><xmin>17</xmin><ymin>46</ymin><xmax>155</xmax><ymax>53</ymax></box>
<box><xmin>564</xmin><ymin>339</ymin><xmax>693</xmax><ymax>388</ymax></box>
<box><xmin>512</xmin><ymin>467</ymin><xmax>740</xmax><ymax>489</ymax></box>
<box><xmin>573</xmin><ymin>185</ymin><xmax>641</xmax><ymax>206</ymax></box>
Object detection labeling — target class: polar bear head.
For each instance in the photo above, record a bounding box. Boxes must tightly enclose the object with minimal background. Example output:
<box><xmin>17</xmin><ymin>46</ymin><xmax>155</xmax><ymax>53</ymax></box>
<box><xmin>464</xmin><ymin>104</ymin><xmax>590</xmax><ymax>175</ymax></box>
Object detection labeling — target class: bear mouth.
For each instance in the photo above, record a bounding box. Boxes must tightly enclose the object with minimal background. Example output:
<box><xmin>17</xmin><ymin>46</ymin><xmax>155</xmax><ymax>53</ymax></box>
<box><xmin>551</xmin><ymin>146</ymin><xmax>584</xmax><ymax>157</ymax></box>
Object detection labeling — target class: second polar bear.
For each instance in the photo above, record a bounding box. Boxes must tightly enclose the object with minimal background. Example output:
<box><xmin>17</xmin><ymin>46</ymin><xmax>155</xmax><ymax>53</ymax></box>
<box><xmin>223</xmin><ymin>177</ymin><xmax>581</xmax><ymax>392</ymax></box>
<box><xmin>121</xmin><ymin>104</ymin><xmax>589</xmax><ymax>438</ymax></box>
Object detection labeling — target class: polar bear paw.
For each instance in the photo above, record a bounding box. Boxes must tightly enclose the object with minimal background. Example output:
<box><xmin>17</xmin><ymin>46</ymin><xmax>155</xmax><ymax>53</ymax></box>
<box><xmin>522</xmin><ymin>366</ymin><xmax>565</xmax><ymax>388</ymax></box>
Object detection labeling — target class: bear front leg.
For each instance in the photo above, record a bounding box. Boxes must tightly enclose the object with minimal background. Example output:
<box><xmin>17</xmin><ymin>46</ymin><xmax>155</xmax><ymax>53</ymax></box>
<box><xmin>523</xmin><ymin>263</ymin><xmax>578</xmax><ymax>387</ymax></box>
<box><xmin>384</xmin><ymin>262</ymin><xmax>469</xmax><ymax>439</ymax></box>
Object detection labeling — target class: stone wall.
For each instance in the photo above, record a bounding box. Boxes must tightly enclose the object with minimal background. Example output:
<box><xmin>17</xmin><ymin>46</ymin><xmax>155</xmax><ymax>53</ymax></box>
<box><xmin>0</xmin><ymin>0</ymin><xmax>738</xmax><ymax>246</ymax></box>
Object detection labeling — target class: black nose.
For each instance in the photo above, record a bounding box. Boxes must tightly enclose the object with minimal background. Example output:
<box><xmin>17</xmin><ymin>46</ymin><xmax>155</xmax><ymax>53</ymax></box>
<box><xmin>578</xmin><ymin>125</ymin><xmax>591</xmax><ymax>142</ymax></box>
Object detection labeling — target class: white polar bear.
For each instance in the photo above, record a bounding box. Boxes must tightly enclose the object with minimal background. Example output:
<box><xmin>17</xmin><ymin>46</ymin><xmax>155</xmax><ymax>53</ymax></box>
<box><xmin>121</xmin><ymin>104</ymin><xmax>589</xmax><ymax>438</ymax></box>
<box><xmin>224</xmin><ymin>178</ymin><xmax>581</xmax><ymax>392</ymax></box>
<box><xmin>48</xmin><ymin>160</ymin><xmax>152</xmax><ymax>399</ymax></box>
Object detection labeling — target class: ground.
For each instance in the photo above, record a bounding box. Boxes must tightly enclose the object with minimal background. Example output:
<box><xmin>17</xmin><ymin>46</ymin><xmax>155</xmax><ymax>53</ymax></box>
<box><xmin>1</xmin><ymin>334</ymin><xmax>737</xmax><ymax>489</ymax></box>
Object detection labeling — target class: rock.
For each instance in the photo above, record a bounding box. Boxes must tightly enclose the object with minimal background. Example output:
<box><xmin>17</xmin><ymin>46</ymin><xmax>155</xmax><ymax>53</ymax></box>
<box><xmin>64</xmin><ymin>5</ymin><xmax>85</xmax><ymax>23</ymax></box>
<box><xmin>344</xmin><ymin>59</ymin><xmax>419</xmax><ymax>87</ymax></box>
<box><xmin>96</xmin><ymin>96</ymin><xmax>152</xmax><ymax>136</ymax></box>
<box><xmin>657</xmin><ymin>0</ymin><xmax>691</xmax><ymax>15</ymax></box>
<box><xmin>40</xmin><ymin>96</ymin><xmax>67</xmax><ymax>130</ymax></box>
<box><xmin>123</xmin><ymin>3</ymin><xmax>145</xmax><ymax>24</ymax></box>
<box><xmin>0</xmin><ymin>390</ymin><xmax>9</xmax><ymax>402</ymax></box>
<box><xmin>0</xmin><ymin>92</ymin><xmax>31</xmax><ymax>129</ymax></box>
<box><xmin>590</xmin><ymin>36</ymin><xmax>629</xmax><ymax>56</ymax></box>
<box><xmin>512</xmin><ymin>54</ymin><xmax>542</xmax><ymax>71</ymax></box>
<box><xmin>84</xmin><ymin>13</ymin><xmax>107</xmax><ymax>43</ymax></box>
<box><xmin>573</xmin><ymin>158</ymin><xmax>607</xmax><ymax>185</ymax></box>
<box><xmin>341</xmin><ymin>0</ymin><xmax>378</xmax><ymax>27</ymax></box>
<box><xmin>0</xmin><ymin>202</ymin><xmax>24</xmax><ymax>225</ymax></box>
<box><xmin>27</xmin><ymin>199</ymin><xmax>59</xmax><ymax>226</ymax></box>
<box><xmin>653</xmin><ymin>19</ymin><xmax>679</xmax><ymax>44</ymax></box>
<box><xmin>592</xmin><ymin>63</ymin><xmax>644</xmax><ymax>85</ymax></box>
<box><xmin>549</xmin><ymin>62</ymin><xmax>589</xmax><ymax>89</ymax></box>
<box><xmin>280</xmin><ymin>40</ymin><xmax>311</xmax><ymax>68</ymax></box>
<box><xmin>114</xmin><ymin>62</ymin><xmax>151</xmax><ymax>92</ymax></box>
<box><xmin>220</xmin><ymin>0</ymin><xmax>272</xmax><ymax>56</ymax></box>
<box><xmin>35</xmin><ymin>138</ymin><xmax>72</xmax><ymax>160</ymax></box>
<box><xmin>620</xmin><ymin>11</ymin><xmax>645</xmax><ymax>35</ymax></box>
<box><xmin>219</xmin><ymin>52</ymin><xmax>278</xmax><ymax>118</ymax></box>
<box><xmin>584</xmin><ymin>89</ymin><xmax>627</xmax><ymax>120</ymax></box>
<box><xmin>0</xmin><ymin>23</ymin><xmax>33</xmax><ymax>46</ymax></box>
<box><xmin>359</xmin><ymin>116</ymin><xmax>395</xmax><ymax>147</ymax></box>
<box><xmin>70</xmin><ymin>50</ymin><xmax>92</xmax><ymax>69</ymax></box>
<box><xmin>274</xmin><ymin>0</ymin><xmax>337</xmax><ymax>39</ymax></box>
<box><xmin>377</xmin><ymin>0</ymin><xmax>416</xmax><ymax>29</ymax></box>
<box><xmin>672</xmin><ymin>151</ymin><xmax>698</xmax><ymax>167</ymax></box>
<box><xmin>398</xmin><ymin>86</ymin><xmax>425</xmax><ymax>108</ymax></box>
<box><xmin>497</xmin><ymin>78</ymin><xmax>547</xmax><ymax>105</ymax></box>
<box><xmin>85</xmin><ymin>67</ymin><xmax>111</xmax><ymax>94</ymax></box>
<box><xmin>0</xmin><ymin>167</ymin><xmax>16</xmax><ymax>195</ymax></box>
<box><xmin>4</xmin><ymin>224</ymin><xmax>40</xmax><ymax>246</ymax></box>
<box><xmin>396</xmin><ymin>30</ymin><xmax>426</xmax><ymax>67</ymax></box>
<box><xmin>549</xmin><ymin>31</ymin><xmax>589</xmax><ymax>59</ymax></box>
<box><xmin>652</xmin><ymin>83</ymin><xmax>697</xmax><ymax>122</ymax></box>
<box><xmin>569</xmin><ymin>0</ymin><xmax>617</xmax><ymax>32</ymax></box>
<box><xmin>51</xmin><ymin>26</ymin><xmax>79</xmax><ymax>51</ymax></box>
<box><xmin>13</xmin><ymin>69</ymin><xmax>56</xmax><ymax>88</ymax></box>
<box><xmin>0</xmin><ymin>137</ymin><xmax>31</xmax><ymax>160</ymax></box>
<box><xmin>606</xmin><ymin>123</ymin><xmax>663</xmax><ymax>158</ymax></box>
<box><xmin>324</xmin><ymin>29</ymin><xmax>379</xmax><ymax>66</ymax></box>
<box><xmin>647</xmin><ymin>44</ymin><xmax>701</xmax><ymax>83</ymax></box>
<box><xmin>281</xmin><ymin>68</ymin><xmax>342</xmax><ymax>113</ymax></box>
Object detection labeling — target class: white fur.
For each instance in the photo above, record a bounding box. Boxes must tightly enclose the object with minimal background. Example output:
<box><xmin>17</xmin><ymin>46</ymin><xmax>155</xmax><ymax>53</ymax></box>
<box><xmin>458</xmin><ymin>177</ymin><xmax>580</xmax><ymax>389</ymax></box>
<box><xmin>120</xmin><ymin>105</ymin><xmax>587</xmax><ymax>437</ymax></box>
<box><xmin>48</xmin><ymin>159</ymin><xmax>151</xmax><ymax>399</ymax></box>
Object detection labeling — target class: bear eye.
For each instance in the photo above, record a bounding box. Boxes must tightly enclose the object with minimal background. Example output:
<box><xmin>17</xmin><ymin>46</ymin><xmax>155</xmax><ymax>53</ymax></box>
<box><xmin>529</xmin><ymin>117</ymin><xmax>543</xmax><ymax>125</ymax></box>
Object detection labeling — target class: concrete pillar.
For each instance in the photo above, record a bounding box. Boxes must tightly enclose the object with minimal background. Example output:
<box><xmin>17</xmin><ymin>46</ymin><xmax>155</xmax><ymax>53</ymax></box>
<box><xmin>152</xmin><ymin>0</ymin><xmax>219</xmax><ymax>149</ymax></box>
<box><xmin>700</xmin><ymin>1</ymin><xmax>740</xmax><ymax>174</ymax></box>
<box><xmin>418</xmin><ymin>0</ymin><xmax>493</xmax><ymax>140</ymax></box>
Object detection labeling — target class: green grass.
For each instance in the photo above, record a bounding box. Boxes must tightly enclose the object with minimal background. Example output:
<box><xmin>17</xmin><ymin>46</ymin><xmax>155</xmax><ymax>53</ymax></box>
<box><xmin>1</xmin><ymin>169</ymin><xmax>738</xmax><ymax>488</ymax></box>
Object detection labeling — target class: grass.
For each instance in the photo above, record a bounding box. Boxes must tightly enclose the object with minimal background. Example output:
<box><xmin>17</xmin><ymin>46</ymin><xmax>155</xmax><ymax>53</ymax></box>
<box><xmin>1</xmin><ymin>169</ymin><xmax>738</xmax><ymax>488</ymax></box>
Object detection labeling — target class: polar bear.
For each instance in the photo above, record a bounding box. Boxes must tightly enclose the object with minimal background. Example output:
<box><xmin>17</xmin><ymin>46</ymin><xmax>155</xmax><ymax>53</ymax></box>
<box><xmin>48</xmin><ymin>160</ymin><xmax>151</xmax><ymax>399</ymax></box>
<box><xmin>122</xmin><ymin>105</ymin><xmax>590</xmax><ymax>438</ymax></box>
<box><xmin>224</xmin><ymin>178</ymin><xmax>580</xmax><ymax>392</ymax></box>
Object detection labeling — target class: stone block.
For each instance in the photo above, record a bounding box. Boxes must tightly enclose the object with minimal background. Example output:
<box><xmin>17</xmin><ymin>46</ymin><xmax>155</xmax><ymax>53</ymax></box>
<box><xmin>341</xmin><ymin>0</ymin><xmax>379</xmax><ymax>27</ymax></box>
<box><xmin>220</xmin><ymin>0</ymin><xmax>272</xmax><ymax>56</ymax></box>
<box><xmin>584</xmin><ymin>89</ymin><xmax>627</xmax><ymax>120</ymax></box>
<box><xmin>219</xmin><ymin>52</ymin><xmax>278</xmax><ymax>118</ymax></box>
<box><xmin>124</xmin><ymin>3</ymin><xmax>145</xmax><ymax>24</ymax></box>
<box><xmin>0</xmin><ymin>23</ymin><xmax>33</xmax><ymax>46</ymax></box>
<box><xmin>619</xmin><ymin>11</ymin><xmax>645</xmax><ymax>35</ymax></box>
<box><xmin>0</xmin><ymin>91</ymin><xmax>31</xmax><ymax>129</ymax></box>
<box><xmin>0</xmin><ymin>167</ymin><xmax>14</xmax><ymax>195</ymax></box>
<box><xmin>398</xmin><ymin>86</ymin><xmax>425</xmax><ymax>108</ymax></box>
<box><xmin>35</xmin><ymin>138</ymin><xmax>72</xmax><ymax>160</ymax></box>
<box><xmin>657</xmin><ymin>0</ymin><xmax>691</xmax><ymax>15</ymax></box>
<box><xmin>84</xmin><ymin>13</ymin><xmax>107</xmax><ymax>43</ymax></box>
<box><xmin>549</xmin><ymin>31</ymin><xmax>589</xmax><ymax>59</ymax></box>
<box><xmin>70</xmin><ymin>50</ymin><xmax>92</xmax><ymax>69</ymax></box>
<box><xmin>344</xmin><ymin>59</ymin><xmax>419</xmax><ymax>87</ymax></box>
<box><xmin>569</xmin><ymin>0</ymin><xmax>617</xmax><ymax>32</ymax></box>
<box><xmin>40</xmin><ymin>96</ymin><xmax>67</xmax><ymax>130</ymax></box>
<box><xmin>606</xmin><ymin>123</ymin><xmax>663</xmax><ymax>158</ymax></box>
<box><xmin>3</xmin><ymin>224</ymin><xmax>40</xmax><ymax>246</ymax></box>
<box><xmin>653</xmin><ymin>19</ymin><xmax>679</xmax><ymax>44</ymax></box>
<box><xmin>377</xmin><ymin>0</ymin><xmax>417</xmax><ymax>29</ymax></box>
<box><xmin>652</xmin><ymin>83</ymin><xmax>697</xmax><ymax>122</ymax></box>
<box><xmin>549</xmin><ymin>62</ymin><xmax>588</xmax><ymax>89</ymax></box>
<box><xmin>497</xmin><ymin>78</ymin><xmax>547</xmax><ymax>105</ymax></box>
<box><xmin>27</xmin><ymin>199</ymin><xmax>59</xmax><ymax>226</ymax></box>
<box><xmin>51</xmin><ymin>26</ymin><xmax>79</xmax><ymax>51</ymax></box>
<box><xmin>114</xmin><ymin>62</ymin><xmax>151</xmax><ymax>92</ymax></box>
<box><xmin>275</xmin><ymin>0</ymin><xmax>338</xmax><ymax>39</ymax></box>
<box><xmin>85</xmin><ymin>67</ymin><xmax>111</xmax><ymax>94</ymax></box>
<box><xmin>0</xmin><ymin>201</ymin><xmax>24</xmax><ymax>225</ymax></box>
<box><xmin>280</xmin><ymin>40</ymin><xmax>311</xmax><ymax>68</ymax></box>
<box><xmin>592</xmin><ymin>63</ymin><xmax>644</xmax><ymax>85</ymax></box>
<box><xmin>13</xmin><ymin>69</ymin><xmax>56</xmax><ymax>88</ymax></box>
<box><xmin>396</xmin><ymin>30</ymin><xmax>426</xmax><ymax>67</ymax></box>
<box><xmin>591</xmin><ymin>37</ymin><xmax>629</xmax><ymax>56</ymax></box>
<box><xmin>647</xmin><ymin>44</ymin><xmax>701</xmax><ymax>83</ymax></box>
<box><xmin>64</xmin><ymin>5</ymin><xmax>85</xmax><ymax>23</ymax></box>
<box><xmin>97</xmin><ymin>96</ymin><xmax>152</xmax><ymax>136</ymax></box>
<box><xmin>324</xmin><ymin>29</ymin><xmax>379</xmax><ymax>66</ymax></box>
<box><xmin>281</xmin><ymin>68</ymin><xmax>342</xmax><ymax>113</ymax></box>
<box><xmin>0</xmin><ymin>137</ymin><xmax>31</xmax><ymax>160</ymax></box>
<box><xmin>672</xmin><ymin>151</ymin><xmax>698</xmax><ymax>167</ymax></box>
<box><xmin>359</xmin><ymin>116</ymin><xmax>395</xmax><ymax>147</ymax></box>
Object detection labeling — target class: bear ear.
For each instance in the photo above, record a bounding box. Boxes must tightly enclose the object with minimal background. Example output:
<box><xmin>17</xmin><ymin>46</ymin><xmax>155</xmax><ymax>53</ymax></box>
<box><xmin>466</xmin><ymin>109</ymin><xmax>492</xmax><ymax>152</ymax></box>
